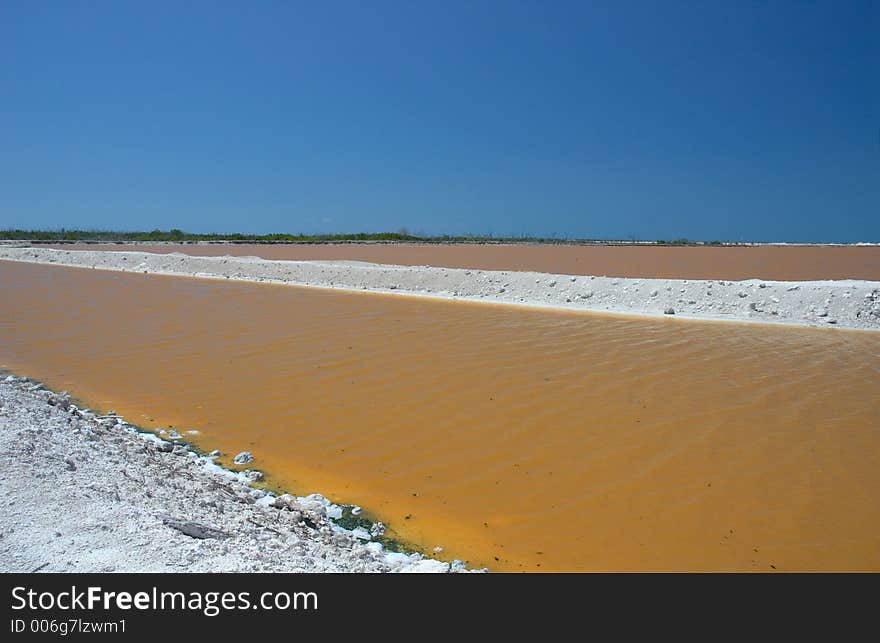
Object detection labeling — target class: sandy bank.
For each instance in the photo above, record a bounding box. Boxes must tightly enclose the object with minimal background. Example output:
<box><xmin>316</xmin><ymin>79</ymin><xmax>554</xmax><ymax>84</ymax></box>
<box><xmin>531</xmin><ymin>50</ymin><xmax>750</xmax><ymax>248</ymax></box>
<box><xmin>0</xmin><ymin>375</ymin><xmax>467</xmax><ymax>573</ymax></box>
<box><xmin>1</xmin><ymin>246</ymin><xmax>878</xmax><ymax>330</ymax></box>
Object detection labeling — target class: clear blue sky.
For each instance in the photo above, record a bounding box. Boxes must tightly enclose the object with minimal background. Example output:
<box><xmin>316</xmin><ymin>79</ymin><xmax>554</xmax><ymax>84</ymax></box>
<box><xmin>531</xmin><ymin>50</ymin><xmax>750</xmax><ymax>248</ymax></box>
<box><xmin>1</xmin><ymin>1</ymin><xmax>877</xmax><ymax>241</ymax></box>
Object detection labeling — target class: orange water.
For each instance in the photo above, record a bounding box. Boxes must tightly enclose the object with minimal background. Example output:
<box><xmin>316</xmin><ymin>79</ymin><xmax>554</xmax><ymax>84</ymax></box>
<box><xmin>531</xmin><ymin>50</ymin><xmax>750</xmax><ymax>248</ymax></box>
<box><xmin>1</xmin><ymin>260</ymin><xmax>878</xmax><ymax>571</ymax></box>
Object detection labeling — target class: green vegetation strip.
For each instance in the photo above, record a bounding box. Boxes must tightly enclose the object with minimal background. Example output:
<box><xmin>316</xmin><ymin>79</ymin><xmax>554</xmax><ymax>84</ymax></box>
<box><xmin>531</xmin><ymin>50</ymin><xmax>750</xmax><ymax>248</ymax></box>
<box><xmin>1</xmin><ymin>228</ymin><xmax>729</xmax><ymax>245</ymax></box>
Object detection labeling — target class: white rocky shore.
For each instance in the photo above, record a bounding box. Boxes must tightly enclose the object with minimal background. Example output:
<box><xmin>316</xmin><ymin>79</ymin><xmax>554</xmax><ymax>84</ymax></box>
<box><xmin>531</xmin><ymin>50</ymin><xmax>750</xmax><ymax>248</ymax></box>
<box><xmin>0</xmin><ymin>375</ymin><xmax>469</xmax><ymax>573</ymax></box>
<box><xmin>1</xmin><ymin>246</ymin><xmax>879</xmax><ymax>330</ymax></box>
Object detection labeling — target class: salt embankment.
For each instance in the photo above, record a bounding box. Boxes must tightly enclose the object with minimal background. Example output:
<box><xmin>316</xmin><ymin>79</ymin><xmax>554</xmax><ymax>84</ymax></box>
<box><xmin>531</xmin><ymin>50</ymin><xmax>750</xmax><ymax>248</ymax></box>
<box><xmin>1</xmin><ymin>246</ymin><xmax>878</xmax><ymax>330</ymax></box>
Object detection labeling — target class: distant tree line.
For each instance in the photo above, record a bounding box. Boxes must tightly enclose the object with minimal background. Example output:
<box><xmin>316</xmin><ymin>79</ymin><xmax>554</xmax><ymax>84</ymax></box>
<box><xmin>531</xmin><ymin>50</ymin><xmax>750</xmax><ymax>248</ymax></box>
<box><xmin>0</xmin><ymin>228</ymin><xmax>737</xmax><ymax>245</ymax></box>
<box><xmin>0</xmin><ymin>229</ymin><xmax>426</xmax><ymax>243</ymax></box>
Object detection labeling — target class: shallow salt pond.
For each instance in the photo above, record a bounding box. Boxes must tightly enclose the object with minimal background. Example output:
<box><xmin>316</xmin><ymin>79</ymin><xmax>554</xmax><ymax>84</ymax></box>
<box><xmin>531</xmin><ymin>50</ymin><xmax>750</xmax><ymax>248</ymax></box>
<box><xmin>1</xmin><ymin>260</ymin><xmax>878</xmax><ymax>571</ymax></box>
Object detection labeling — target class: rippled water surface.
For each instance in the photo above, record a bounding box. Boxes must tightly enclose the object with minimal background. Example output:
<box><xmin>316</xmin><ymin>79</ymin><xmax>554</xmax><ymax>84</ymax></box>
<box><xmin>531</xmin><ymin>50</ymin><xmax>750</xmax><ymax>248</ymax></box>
<box><xmin>2</xmin><ymin>261</ymin><xmax>878</xmax><ymax>571</ymax></box>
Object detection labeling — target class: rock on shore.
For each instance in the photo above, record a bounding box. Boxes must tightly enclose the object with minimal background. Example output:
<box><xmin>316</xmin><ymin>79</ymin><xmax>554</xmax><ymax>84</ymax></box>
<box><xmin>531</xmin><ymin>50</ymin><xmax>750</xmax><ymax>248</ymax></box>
<box><xmin>0</xmin><ymin>375</ymin><xmax>463</xmax><ymax>573</ymax></box>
